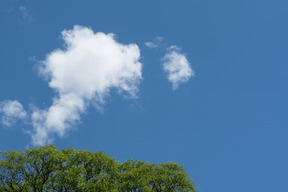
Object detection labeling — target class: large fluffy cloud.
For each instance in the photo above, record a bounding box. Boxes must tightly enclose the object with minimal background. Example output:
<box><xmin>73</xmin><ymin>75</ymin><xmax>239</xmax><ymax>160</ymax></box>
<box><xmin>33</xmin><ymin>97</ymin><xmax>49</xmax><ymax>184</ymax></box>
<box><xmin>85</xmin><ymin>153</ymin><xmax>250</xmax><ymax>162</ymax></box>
<box><xmin>162</xmin><ymin>46</ymin><xmax>194</xmax><ymax>90</ymax></box>
<box><xmin>29</xmin><ymin>25</ymin><xmax>142</xmax><ymax>145</ymax></box>
<box><xmin>0</xmin><ymin>100</ymin><xmax>27</xmax><ymax>127</ymax></box>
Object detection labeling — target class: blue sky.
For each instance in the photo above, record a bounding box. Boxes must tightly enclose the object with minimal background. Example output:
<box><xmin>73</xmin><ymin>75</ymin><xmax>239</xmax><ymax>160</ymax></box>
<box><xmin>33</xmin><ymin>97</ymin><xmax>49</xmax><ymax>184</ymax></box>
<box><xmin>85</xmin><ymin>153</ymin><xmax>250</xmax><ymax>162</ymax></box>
<box><xmin>0</xmin><ymin>0</ymin><xmax>288</xmax><ymax>191</ymax></box>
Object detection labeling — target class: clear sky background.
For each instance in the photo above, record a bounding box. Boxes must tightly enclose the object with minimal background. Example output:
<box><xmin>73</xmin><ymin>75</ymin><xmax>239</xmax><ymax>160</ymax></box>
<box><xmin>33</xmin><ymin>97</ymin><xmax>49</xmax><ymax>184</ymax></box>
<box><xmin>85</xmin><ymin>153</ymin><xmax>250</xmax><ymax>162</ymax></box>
<box><xmin>0</xmin><ymin>0</ymin><xmax>288</xmax><ymax>191</ymax></box>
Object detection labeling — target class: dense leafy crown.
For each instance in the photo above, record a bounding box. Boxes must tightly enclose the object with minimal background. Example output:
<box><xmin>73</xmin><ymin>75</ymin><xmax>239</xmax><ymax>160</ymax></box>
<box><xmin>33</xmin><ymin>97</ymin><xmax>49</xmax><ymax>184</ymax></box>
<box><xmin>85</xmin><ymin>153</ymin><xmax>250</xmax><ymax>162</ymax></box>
<box><xmin>0</xmin><ymin>145</ymin><xmax>196</xmax><ymax>192</ymax></box>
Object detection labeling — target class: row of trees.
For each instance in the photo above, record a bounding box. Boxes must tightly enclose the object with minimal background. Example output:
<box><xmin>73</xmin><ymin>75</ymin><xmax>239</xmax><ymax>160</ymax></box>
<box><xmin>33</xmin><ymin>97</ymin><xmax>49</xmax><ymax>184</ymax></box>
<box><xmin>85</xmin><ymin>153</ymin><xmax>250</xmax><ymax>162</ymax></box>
<box><xmin>0</xmin><ymin>145</ymin><xmax>196</xmax><ymax>191</ymax></box>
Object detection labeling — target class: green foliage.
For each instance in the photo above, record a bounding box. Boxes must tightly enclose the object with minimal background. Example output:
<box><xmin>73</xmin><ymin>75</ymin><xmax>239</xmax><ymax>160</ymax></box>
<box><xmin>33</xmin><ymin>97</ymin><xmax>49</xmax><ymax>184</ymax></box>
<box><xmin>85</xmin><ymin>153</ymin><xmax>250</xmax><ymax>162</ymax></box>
<box><xmin>0</xmin><ymin>146</ymin><xmax>196</xmax><ymax>192</ymax></box>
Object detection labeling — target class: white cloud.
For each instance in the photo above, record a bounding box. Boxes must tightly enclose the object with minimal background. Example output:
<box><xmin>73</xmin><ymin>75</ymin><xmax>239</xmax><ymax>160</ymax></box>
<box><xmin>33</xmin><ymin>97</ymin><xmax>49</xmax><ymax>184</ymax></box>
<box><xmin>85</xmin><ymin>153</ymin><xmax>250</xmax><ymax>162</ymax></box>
<box><xmin>0</xmin><ymin>100</ymin><xmax>27</xmax><ymax>127</ymax></box>
<box><xmin>27</xmin><ymin>25</ymin><xmax>142</xmax><ymax>146</ymax></box>
<box><xmin>162</xmin><ymin>46</ymin><xmax>194</xmax><ymax>90</ymax></box>
<box><xmin>145</xmin><ymin>36</ymin><xmax>163</xmax><ymax>48</ymax></box>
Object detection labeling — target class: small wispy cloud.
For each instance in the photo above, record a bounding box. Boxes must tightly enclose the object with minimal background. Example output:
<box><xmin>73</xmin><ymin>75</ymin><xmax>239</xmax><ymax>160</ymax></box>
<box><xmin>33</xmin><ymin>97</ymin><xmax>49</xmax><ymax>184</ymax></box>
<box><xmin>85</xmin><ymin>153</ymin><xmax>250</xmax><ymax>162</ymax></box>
<box><xmin>19</xmin><ymin>6</ymin><xmax>28</xmax><ymax>19</ymax></box>
<box><xmin>0</xmin><ymin>100</ymin><xmax>27</xmax><ymax>127</ymax></box>
<box><xmin>18</xmin><ymin>6</ymin><xmax>35</xmax><ymax>24</ymax></box>
<box><xmin>145</xmin><ymin>36</ymin><xmax>163</xmax><ymax>48</ymax></box>
<box><xmin>162</xmin><ymin>46</ymin><xmax>194</xmax><ymax>90</ymax></box>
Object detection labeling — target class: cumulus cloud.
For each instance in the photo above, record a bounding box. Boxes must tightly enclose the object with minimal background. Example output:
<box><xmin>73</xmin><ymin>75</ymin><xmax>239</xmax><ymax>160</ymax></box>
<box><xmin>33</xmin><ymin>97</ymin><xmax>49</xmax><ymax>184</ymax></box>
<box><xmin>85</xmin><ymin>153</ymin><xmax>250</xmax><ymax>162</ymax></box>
<box><xmin>25</xmin><ymin>25</ymin><xmax>142</xmax><ymax>146</ymax></box>
<box><xmin>0</xmin><ymin>100</ymin><xmax>27</xmax><ymax>127</ymax></box>
<box><xmin>162</xmin><ymin>46</ymin><xmax>194</xmax><ymax>90</ymax></box>
<box><xmin>145</xmin><ymin>36</ymin><xmax>163</xmax><ymax>48</ymax></box>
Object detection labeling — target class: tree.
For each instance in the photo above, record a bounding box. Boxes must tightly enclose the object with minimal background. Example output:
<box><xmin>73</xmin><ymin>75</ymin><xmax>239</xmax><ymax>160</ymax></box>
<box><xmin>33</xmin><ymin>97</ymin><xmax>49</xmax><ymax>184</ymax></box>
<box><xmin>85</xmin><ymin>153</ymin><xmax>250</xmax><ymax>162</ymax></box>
<box><xmin>0</xmin><ymin>145</ymin><xmax>197</xmax><ymax>192</ymax></box>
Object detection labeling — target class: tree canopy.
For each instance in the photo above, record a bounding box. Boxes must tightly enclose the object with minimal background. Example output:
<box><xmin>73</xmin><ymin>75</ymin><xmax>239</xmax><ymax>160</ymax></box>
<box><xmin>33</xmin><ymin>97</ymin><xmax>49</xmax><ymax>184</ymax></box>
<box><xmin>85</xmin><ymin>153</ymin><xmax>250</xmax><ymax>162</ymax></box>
<box><xmin>0</xmin><ymin>145</ymin><xmax>196</xmax><ymax>192</ymax></box>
